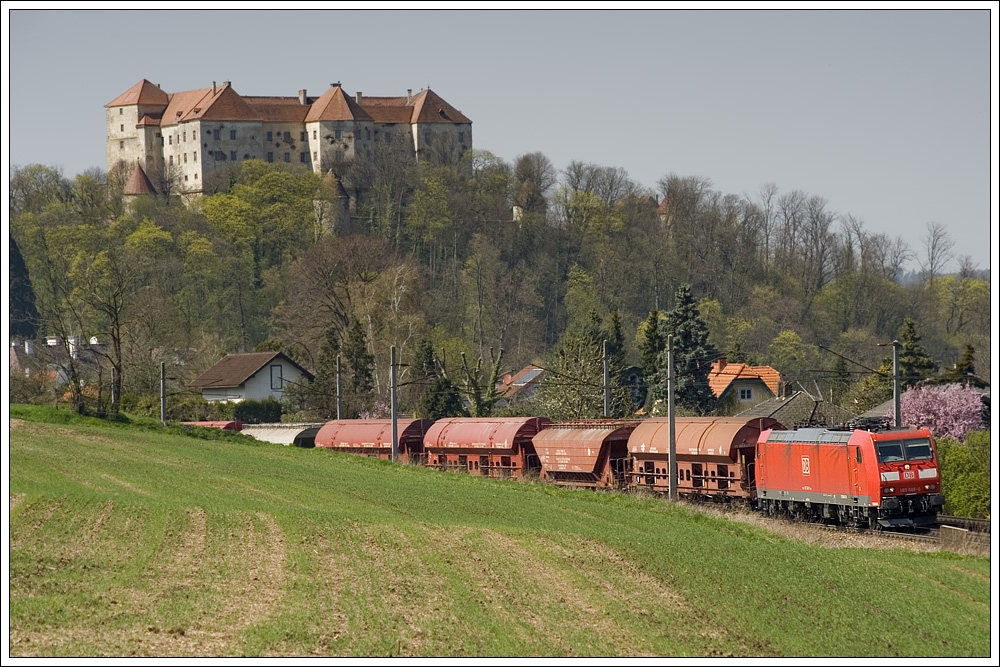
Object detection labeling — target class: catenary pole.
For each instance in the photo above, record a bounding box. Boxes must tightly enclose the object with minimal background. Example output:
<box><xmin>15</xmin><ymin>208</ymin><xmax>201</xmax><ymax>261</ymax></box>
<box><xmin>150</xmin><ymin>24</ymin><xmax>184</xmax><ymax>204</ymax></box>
<box><xmin>668</xmin><ymin>335</ymin><xmax>677</xmax><ymax>500</ymax></box>
<box><xmin>603</xmin><ymin>339</ymin><xmax>610</xmax><ymax>418</ymax></box>
<box><xmin>336</xmin><ymin>355</ymin><xmax>343</xmax><ymax>420</ymax></box>
<box><xmin>391</xmin><ymin>345</ymin><xmax>398</xmax><ymax>460</ymax></box>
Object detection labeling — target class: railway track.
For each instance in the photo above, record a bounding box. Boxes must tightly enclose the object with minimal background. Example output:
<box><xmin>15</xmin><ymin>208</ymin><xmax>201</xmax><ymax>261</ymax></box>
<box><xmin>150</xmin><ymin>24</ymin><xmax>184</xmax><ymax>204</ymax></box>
<box><xmin>937</xmin><ymin>515</ymin><xmax>991</xmax><ymax>533</ymax></box>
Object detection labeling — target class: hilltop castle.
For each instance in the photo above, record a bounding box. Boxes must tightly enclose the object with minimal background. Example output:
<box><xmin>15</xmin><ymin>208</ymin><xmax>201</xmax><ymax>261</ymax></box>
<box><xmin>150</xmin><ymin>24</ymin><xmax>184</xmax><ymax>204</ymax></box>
<box><xmin>106</xmin><ymin>79</ymin><xmax>472</xmax><ymax>196</ymax></box>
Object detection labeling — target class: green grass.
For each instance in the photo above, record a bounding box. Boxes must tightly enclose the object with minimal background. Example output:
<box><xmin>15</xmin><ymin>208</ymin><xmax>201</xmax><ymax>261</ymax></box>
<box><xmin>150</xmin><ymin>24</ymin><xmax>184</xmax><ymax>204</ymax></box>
<box><xmin>8</xmin><ymin>404</ymin><xmax>992</xmax><ymax>657</ymax></box>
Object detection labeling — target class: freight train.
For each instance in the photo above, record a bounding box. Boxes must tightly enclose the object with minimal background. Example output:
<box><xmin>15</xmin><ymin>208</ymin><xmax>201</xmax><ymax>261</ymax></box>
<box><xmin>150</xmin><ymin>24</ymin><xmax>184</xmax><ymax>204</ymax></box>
<box><xmin>308</xmin><ymin>415</ymin><xmax>945</xmax><ymax>530</ymax></box>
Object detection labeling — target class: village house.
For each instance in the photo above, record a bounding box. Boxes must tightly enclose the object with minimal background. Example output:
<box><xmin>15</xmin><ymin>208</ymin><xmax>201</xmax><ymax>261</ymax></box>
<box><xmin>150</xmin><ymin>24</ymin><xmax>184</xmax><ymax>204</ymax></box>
<box><xmin>707</xmin><ymin>357</ymin><xmax>782</xmax><ymax>416</ymax></box>
<box><xmin>106</xmin><ymin>79</ymin><xmax>472</xmax><ymax>197</ymax></box>
<box><xmin>188</xmin><ymin>351</ymin><xmax>314</xmax><ymax>403</ymax></box>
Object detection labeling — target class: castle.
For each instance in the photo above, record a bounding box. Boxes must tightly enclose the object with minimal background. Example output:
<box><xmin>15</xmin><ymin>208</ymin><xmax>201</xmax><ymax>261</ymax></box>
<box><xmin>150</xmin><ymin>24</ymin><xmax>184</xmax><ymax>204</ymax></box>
<box><xmin>106</xmin><ymin>79</ymin><xmax>472</xmax><ymax>196</ymax></box>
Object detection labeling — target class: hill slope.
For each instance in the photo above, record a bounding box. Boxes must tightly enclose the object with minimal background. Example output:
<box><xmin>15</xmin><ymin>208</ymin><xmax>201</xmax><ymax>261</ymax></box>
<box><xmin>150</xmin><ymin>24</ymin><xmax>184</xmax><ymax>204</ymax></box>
<box><xmin>7</xmin><ymin>409</ymin><xmax>992</xmax><ymax>657</ymax></box>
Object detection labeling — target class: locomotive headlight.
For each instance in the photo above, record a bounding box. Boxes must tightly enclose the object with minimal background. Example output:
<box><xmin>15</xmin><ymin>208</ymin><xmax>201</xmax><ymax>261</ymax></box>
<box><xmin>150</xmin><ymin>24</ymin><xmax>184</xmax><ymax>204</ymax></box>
<box><xmin>888</xmin><ymin>487</ymin><xmax>895</xmax><ymax>493</ymax></box>
<box><xmin>925</xmin><ymin>484</ymin><xmax>936</xmax><ymax>490</ymax></box>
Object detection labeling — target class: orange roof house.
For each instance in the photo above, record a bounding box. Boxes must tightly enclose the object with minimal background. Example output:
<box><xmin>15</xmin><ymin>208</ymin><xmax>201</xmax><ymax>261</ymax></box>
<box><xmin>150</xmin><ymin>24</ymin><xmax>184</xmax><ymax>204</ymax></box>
<box><xmin>707</xmin><ymin>357</ymin><xmax>782</xmax><ymax>416</ymax></box>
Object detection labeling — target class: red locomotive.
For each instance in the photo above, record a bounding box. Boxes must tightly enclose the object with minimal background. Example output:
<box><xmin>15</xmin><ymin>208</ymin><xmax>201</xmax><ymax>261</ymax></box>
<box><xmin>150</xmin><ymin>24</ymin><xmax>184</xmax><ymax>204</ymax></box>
<box><xmin>755</xmin><ymin>426</ymin><xmax>945</xmax><ymax>529</ymax></box>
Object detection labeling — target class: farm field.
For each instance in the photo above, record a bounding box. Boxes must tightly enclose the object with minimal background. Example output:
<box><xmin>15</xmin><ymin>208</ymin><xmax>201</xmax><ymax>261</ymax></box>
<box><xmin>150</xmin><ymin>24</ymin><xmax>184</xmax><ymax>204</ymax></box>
<box><xmin>7</xmin><ymin>406</ymin><xmax>993</xmax><ymax>658</ymax></box>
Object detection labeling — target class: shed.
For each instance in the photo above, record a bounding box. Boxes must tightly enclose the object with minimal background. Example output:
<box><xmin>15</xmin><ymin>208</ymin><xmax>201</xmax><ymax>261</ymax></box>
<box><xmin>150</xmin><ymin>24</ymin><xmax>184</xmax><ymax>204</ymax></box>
<box><xmin>314</xmin><ymin>419</ymin><xmax>433</xmax><ymax>463</ymax></box>
<box><xmin>627</xmin><ymin>417</ymin><xmax>782</xmax><ymax>497</ymax></box>
<box><xmin>422</xmin><ymin>417</ymin><xmax>550</xmax><ymax>477</ymax></box>
<box><xmin>188</xmin><ymin>352</ymin><xmax>314</xmax><ymax>403</ymax></box>
<box><xmin>534</xmin><ymin>420</ymin><xmax>639</xmax><ymax>489</ymax></box>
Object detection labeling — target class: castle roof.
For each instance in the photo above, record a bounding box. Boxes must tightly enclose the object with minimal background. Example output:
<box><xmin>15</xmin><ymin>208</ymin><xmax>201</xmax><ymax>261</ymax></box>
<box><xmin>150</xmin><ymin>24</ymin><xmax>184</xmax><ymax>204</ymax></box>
<box><xmin>244</xmin><ymin>96</ymin><xmax>312</xmax><ymax>123</ymax></box>
<box><xmin>305</xmin><ymin>84</ymin><xmax>373</xmax><ymax>123</ymax></box>
<box><xmin>123</xmin><ymin>164</ymin><xmax>157</xmax><ymax>196</ymax></box>
<box><xmin>105</xmin><ymin>79</ymin><xmax>169</xmax><ymax>108</ymax></box>
<box><xmin>361</xmin><ymin>89</ymin><xmax>470</xmax><ymax>125</ymax></box>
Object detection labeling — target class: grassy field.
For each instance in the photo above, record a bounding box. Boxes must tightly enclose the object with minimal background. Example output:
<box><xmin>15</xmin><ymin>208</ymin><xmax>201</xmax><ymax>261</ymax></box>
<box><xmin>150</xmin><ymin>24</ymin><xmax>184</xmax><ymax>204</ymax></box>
<box><xmin>7</xmin><ymin>405</ymin><xmax>993</xmax><ymax>657</ymax></box>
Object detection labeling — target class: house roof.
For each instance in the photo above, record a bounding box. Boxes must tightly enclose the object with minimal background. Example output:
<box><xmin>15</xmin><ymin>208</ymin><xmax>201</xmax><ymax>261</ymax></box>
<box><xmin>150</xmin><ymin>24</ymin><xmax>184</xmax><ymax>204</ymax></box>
<box><xmin>735</xmin><ymin>390</ymin><xmax>858</xmax><ymax>429</ymax></box>
<box><xmin>305</xmin><ymin>84</ymin><xmax>373</xmax><ymax>123</ymax></box>
<box><xmin>105</xmin><ymin>79</ymin><xmax>169</xmax><ymax>108</ymax></box>
<box><xmin>707</xmin><ymin>358</ymin><xmax>781</xmax><ymax>397</ymax></box>
<box><xmin>123</xmin><ymin>164</ymin><xmax>157</xmax><ymax>196</ymax></box>
<box><xmin>188</xmin><ymin>352</ymin><xmax>314</xmax><ymax>389</ymax></box>
<box><xmin>495</xmin><ymin>365</ymin><xmax>545</xmax><ymax>401</ymax></box>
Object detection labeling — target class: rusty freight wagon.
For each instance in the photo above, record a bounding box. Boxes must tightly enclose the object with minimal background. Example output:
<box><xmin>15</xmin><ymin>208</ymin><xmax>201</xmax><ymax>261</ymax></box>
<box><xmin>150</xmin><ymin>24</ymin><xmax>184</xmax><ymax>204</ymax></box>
<box><xmin>534</xmin><ymin>420</ymin><xmax>639</xmax><ymax>489</ymax></box>
<box><xmin>422</xmin><ymin>417</ymin><xmax>550</xmax><ymax>477</ymax></box>
<box><xmin>627</xmin><ymin>417</ymin><xmax>782</xmax><ymax>498</ymax></box>
<box><xmin>313</xmin><ymin>419</ymin><xmax>433</xmax><ymax>464</ymax></box>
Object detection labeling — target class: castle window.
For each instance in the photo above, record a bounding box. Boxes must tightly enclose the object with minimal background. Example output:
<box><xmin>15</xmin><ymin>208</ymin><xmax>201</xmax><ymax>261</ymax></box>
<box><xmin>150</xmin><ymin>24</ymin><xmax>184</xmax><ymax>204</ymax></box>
<box><xmin>184</xmin><ymin>153</ymin><xmax>187</xmax><ymax>163</ymax></box>
<box><xmin>267</xmin><ymin>152</ymin><xmax>273</xmax><ymax>163</ymax></box>
<box><xmin>184</xmin><ymin>175</ymin><xmax>188</xmax><ymax>181</ymax></box>
<box><xmin>366</xmin><ymin>128</ymin><xmax>371</xmax><ymax>140</ymax></box>
<box><xmin>459</xmin><ymin>132</ymin><xmax>465</xmax><ymax>142</ymax></box>
<box><xmin>335</xmin><ymin>129</ymin><xmax>342</xmax><ymax>140</ymax></box>
<box><xmin>301</xmin><ymin>131</ymin><xmax>307</xmax><ymax>141</ymax></box>
<box><xmin>193</xmin><ymin>151</ymin><xmax>197</xmax><ymax>161</ymax></box>
<box><xmin>384</xmin><ymin>132</ymin><xmax>390</xmax><ymax>143</ymax></box>
<box><xmin>230</xmin><ymin>130</ymin><xmax>237</xmax><ymax>140</ymax></box>
<box><xmin>120</xmin><ymin>124</ymin><xmax>124</xmax><ymax>132</ymax></box>
<box><xmin>313</xmin><ymin>130</ymin><xmax>317</xmax><ymax>139</ymax></box>
<box><xmin>183</xmin><ymin>132</ymin><xmax>186</xmax><ymax>142</ymax></box>
<box><xmin>231</xmin><ymin>151</ymin><xmax>237</xmax><ymax>161</ymax></box>
<box><xmin>119</xmin><ymin>141</ymin><xmax>124</xmax><ymax>149</ymax></box>
<box><xmin>424</xmin><ymin>131</ymin><xmax>431</xmax><ymax>143</ymax></box>
<box><xmin>284</xmin><ymin>152</ymin><xmax>290</xmax><ymax>162</ymax></box>
<box><xmin>169</xmin><ymin>156</ymin><xmax>173</xmax><ymax>165</ymax></box>
<box><xmin>193</xmin><ymin>131</ymin><xmax>196</xmax><ymax>140</ymax></box>
<box><xmin>283</xmin><ymin>131</ymin><xmax>291</xmax><ymax>142</ymax></box>
<box><xmin>216</xmin><ymin>151</ymin><xmax>224</xmax><ymax>160</ymax></box>
<box><xmin>267</xmin><ymin>131</ymin><xmax>273</xmax><ymax>141</ymax></box>
<box><xmin>300</xmin><ymin>152</ymin><xmax>307</xmax><ymax>163</ymax></box>
<box><xmin>213</xmin><ymin>129</ymin><xmax>220</xmax><ymax>140</ymax></box>
<box><xmin>119</xmin><ymin>108</ymin><xmax>123</xmax><ymax>115</ymax></box>
<box><xmin>168</xmin><ymin>136</ymin><xmax>172</xmax><ymax>145</ymax></box>
<box><xmin>312</xmin><ymin>151</ymin><xmax>317</xmax><ymax>160</ymax></box>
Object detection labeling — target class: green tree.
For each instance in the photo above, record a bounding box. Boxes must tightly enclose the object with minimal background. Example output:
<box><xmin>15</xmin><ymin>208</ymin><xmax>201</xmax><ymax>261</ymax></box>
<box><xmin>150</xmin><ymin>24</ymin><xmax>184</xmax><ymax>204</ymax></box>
<box><xmin>936</xmin><ymin>430</ymin><xmax>990</xmax><ymax>518</ymax></box>
<box><xmin>9</xmin><ymin>233</ymin><xmax>39</xmax><ymax>340</ymax></box>
<box><xmin>651</xmin><ymin>284</ymin><xmax>719</xmax><ymax>415</ymax></box>
<box><xmin>898</xmin><ymin>317</ymin><xmax>938</xmax><ymax>388</ymax></box>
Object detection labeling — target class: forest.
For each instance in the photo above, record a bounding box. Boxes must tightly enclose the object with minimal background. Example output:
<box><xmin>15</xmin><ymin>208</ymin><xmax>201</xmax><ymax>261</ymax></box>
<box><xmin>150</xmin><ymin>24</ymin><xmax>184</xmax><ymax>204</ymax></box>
<box><xmin>8</xmin><ymin>144</ymin><xmax>992</xmax><ymax>426</ymax></box>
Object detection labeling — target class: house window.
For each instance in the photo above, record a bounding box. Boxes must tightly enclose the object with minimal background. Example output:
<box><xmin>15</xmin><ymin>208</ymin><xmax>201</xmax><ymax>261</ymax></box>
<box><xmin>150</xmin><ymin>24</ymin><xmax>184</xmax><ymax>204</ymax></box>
<box><xmin>267</xmin><ymin>152</ymin><xmax>273</xmax><ymax>162</ymax></box>
<box><xmin>334</xmin><ymin>129</ymin><xmax>342</xmax><ymax>140</ymax></box>
<box><xmin>283</xmin><ymin>131</ymin><xmax>291</xmax><ymax>141</ymax></box>
<box><xmin>270</xmin><ymin>365</ymin><xmax>283</xmax><ymax>390</ymax></box>
<box><xmin>231</xmin><ymin>151</ymin><xmax>237</xmax><ymax>161</ymax></box>
<box><xmin>230</xmin><ymin>130</ymin><xmax>237</xmax><ymax>140</ymax></box>
<box><xmin>267</xmin><ymin>131</ymin><xmax>273</xmax><ymax>141</ymax></box>
<box><xmin>739</xmin><ymin>388</ymin><xmax>753</xmax><ymax>401</ymax></box>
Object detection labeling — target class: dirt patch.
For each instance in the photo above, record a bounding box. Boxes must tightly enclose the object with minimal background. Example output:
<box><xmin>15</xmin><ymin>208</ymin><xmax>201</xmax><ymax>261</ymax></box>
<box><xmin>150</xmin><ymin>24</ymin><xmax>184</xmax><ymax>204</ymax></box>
<box><xmin>64</xmin><ymin>499</ymin><xmax>116</xmax><ymax>561</ymax></box>
<box><xmin>10</xmin><ymin>493</ymin><xmax>26</xmax><ymax>512</ymax></box>
<box><xmin>9</xmin><ymin>498</ymin><xmax>66</xmax><ymax>548</ymax></box>
<box><xmin>10</xmin><ymin>418</ymin><xmax>25</xmax><ymax>429</ymax></box>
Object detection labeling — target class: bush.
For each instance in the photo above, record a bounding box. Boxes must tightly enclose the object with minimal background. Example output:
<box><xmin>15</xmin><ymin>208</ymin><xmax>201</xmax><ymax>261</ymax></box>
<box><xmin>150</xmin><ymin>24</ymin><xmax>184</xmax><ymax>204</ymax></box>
<box><xmin>233</xmin><ymin>397</ymin><xmax>282</xmax><ymax>424</ymax></box>
<box><xmin>936</xmin><ymin>430</ymin><xmax>991</xmax><ymax>518</ymax></box>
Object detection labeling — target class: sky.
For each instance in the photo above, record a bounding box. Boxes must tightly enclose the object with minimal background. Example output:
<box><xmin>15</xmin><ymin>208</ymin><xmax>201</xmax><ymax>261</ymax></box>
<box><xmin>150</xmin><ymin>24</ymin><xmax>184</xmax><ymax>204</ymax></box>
<box><xmin>4</xmin><ymin>4</ymin><xmax>997</xmax><ymax>273</ymax></box>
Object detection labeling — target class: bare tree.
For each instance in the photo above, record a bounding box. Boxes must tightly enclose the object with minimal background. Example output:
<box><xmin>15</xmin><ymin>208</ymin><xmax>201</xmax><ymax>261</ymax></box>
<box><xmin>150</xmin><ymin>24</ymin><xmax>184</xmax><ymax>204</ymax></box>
<box><xmin>919</xmin><ymin>221</ymin><xmax>955</xmax><ymax>284</ymax></box>
<box><xmin>513</xmin><ymin>152</ymin><xmax>556</xmax><ymax>214</ymax></box>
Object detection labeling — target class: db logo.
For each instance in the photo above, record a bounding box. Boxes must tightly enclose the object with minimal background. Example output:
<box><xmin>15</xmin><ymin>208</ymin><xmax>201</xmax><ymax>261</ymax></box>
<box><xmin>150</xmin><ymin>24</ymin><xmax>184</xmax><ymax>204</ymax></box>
<box><xmin>801</xmin><ymin>457</ymin><xmax>811</xmax><ymax>475</ymax></box>
<box><xmin>903</xmin><ymin>471</ymin><xmax>915</xmax><ymax>480</ymax></box>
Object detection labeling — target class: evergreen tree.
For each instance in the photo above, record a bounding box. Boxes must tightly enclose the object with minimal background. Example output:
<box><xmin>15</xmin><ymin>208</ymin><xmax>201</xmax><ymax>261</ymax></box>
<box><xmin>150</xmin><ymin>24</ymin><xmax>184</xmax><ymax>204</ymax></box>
<box><xmin>938</xmin><ymin>344</ymin><xmax>987</xmax><ymax>388</ymax></box>
<box><xmin>638</xmin><ymin>310</ymin><xmax>664</xmax><ymax>385</ymax></box>
<box><xmin>414</xmin><ymin>339</ymin><xmax>467</xmax><ymax>419</ymax></box>
<box><xmin>652</xmin><ymin>284</ymin><xmax>719</xmax><ymax>415</ymax></box>
<box><xmin>341</xmin><ymin>319</ymin><xmax>375</xmax><ymax>416</ymax></box>
<box><xmin>897</xmin><ymin>317</ymin><xmax>938</xmax><ymax>388</ymax></box>
<box><xmin>9</xmin><ymin>233</ymin><xmax>39</xmax><ymax>340</ymax></box>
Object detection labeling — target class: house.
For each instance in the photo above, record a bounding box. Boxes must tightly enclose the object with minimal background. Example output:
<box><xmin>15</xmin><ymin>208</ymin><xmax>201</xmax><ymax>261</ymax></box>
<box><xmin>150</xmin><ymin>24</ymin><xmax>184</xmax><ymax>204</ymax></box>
<box><xmin>9</xmin><ymin>337</ymin><xmax>108</xmax><ymax>389</ymax></box>
<box><xmin>494</xmin><ymin>365</ymin><xmax>546</xmax><ymax>408</ymax></box>
<box><xmin>188</xmin><ymin>352</ymin><xmax>314</xmax><ymax>403</ymax></box>
<box><xmin>735</xmin><ymin>389</ymin><xmax>859</xmax><ymax>429</ymax></box>
<box><xmin>106</xmin><ymin>79</ymin><xmax>472</xmax><ymax>197</ymax></box>
<box><xmin>707</xmin><ymin>357</ymin><xmax>782</xmax><ymax>416</ymax></box>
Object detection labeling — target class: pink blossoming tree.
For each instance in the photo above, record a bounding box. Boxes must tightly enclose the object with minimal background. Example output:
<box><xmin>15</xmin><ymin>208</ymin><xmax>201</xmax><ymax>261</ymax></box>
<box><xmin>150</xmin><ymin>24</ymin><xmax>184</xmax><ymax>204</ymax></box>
<box><xmin>889</xmin><ymin>384</ymin><xmax>985</xmax><ymax>442</ymax></box>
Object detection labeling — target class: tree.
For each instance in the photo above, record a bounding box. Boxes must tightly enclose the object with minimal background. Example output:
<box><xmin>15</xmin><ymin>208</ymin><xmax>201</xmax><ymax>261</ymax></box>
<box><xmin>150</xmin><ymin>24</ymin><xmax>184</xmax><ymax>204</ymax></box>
<box><xmin>937</xmin><ymin>344</ymin><xmax>987</xmax><ymax>388</ymax></box>
<box><xmin>919</xmin><ymin>222</ymin><xmax>954</xmax><ymax>285</ymax></box>
<box><xmin>935</xmin><ymin>430</ymin><xmax>990</xmax><ymax>518</ymax></box>
<box><xmin>892</xmin><ymin>384</ymin><xmax>985</xmax><ymax>442</ymax></box>
<box><xmin>897</xmin><ymin>317</ymin><xmax>938</xmax><ymax>388</ymax></box>
<box><xmin>651</xmin><ymin>284</ymin><xmax>719</xmax><ymax>415</ymax></box>
<box><xmin>513</xmin><ymin>152</ymin><xmax>556</xmax><ymax>214</ymax></box>
<box><xmin>9</xmin><ymin>233</ymin><xmax>39</xmax><ymax>340</ymax></box>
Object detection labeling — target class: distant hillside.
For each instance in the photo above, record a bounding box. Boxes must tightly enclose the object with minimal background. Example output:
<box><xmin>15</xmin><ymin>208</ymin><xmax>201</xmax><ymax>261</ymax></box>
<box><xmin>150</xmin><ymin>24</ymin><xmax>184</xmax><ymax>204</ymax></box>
<box><xmin>8</xmin><ymin>406</ymin><xmax>992</xmax><ymax>658</ymax></box>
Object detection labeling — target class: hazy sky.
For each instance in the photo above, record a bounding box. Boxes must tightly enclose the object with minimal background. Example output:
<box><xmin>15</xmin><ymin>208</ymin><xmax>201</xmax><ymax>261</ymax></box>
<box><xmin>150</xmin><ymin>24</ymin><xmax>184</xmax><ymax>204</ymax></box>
<box><xmin>5</xmin><ymin>6</ymin><xmax>997</xmax><ymax>272</ymax></box>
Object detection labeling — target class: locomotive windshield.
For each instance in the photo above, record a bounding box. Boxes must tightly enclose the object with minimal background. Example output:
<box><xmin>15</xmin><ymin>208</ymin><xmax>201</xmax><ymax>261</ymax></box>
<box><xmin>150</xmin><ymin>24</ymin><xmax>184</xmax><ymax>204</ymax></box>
<box><xmin>876</xmin><ymin>437</ymin><xmax>934</xmax><ymax>464</ymax></box>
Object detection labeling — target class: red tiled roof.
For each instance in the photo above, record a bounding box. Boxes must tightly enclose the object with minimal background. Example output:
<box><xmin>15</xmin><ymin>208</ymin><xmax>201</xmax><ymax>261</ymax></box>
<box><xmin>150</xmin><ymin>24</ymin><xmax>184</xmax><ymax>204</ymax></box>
<box><xmin>123</xmin><ymin>164</ymin><xmax>157</xmax><ymax>196</ymax></box>
<box><xmin>707</xmin><ymin>359</ymin><xmax>781</xmax><ymax>397</ymax></box>
<box><xmin>105</xmin><ymin>79</ymin><xmax>169</xmax><ymax>108</ymax></box>
<box><xmin>160</xmin><ymin>87</ymin><xmax>213</xmax><ymax>127</ymax></box>
<box><xmin>184</xmin><ymin>84</ymin><xmax>259</xmax><ymax>123</ymax></box>
<box><xmin>361</xmin><ymin>95</ymin><xmax>414</xmax><ymax>124</ymax></box>
<box><xmin>409</xmin><ymin>88</ymin><xmax>471</xmax><ymax>124</ymax></box>
<box><xmin>305</xmin><ymin>85</ymin><xmax>373</xmax><ymax>123</ymax></box>
<box><xmin>245</xmin><ymin>96</ymin><xmax>313</xmax><ymax>123</ymax></box>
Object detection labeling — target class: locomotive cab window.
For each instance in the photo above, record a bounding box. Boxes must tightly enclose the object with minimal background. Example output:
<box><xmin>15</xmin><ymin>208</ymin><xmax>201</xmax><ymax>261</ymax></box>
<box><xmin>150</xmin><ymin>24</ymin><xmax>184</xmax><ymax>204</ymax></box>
<box><xmin>875</xmin><ymin>441</ymin><xmax>905</xmax><ymax>463</ymax></box>
<box><xmin>903</xmin><ymin>438</ymin><xmax>933</xmax><ymax>460</ymax></box>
